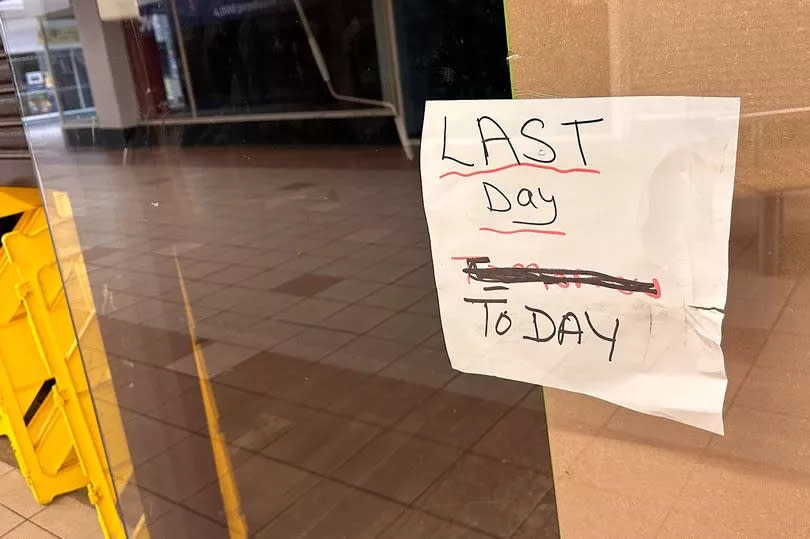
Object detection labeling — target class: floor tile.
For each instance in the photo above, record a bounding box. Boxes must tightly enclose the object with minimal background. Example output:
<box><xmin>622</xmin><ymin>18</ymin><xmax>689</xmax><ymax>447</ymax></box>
<box><xmin>315</xmin><ymin>278</ymin><xmax>383</xmax><ymax>302</ymax></box>
<box><xmin>707</xmin><ymin>404</ymin><xmax>810</xmax><ymax>474</ymax></box>
<box><xmin>757</xmin><ymin>331</ymin><xmax>810</xmax><ymax>373</ymax></box>
<box><xmin>194</xmin><ymin>311</ymin><xmax>263</xmax><ymax>336</ymax></box>
<box><xmin>143</xmin><ymin>504</ymin><xmax>227</xmax><ymax>538</ymax></box>
<box><xmin>214</xmin><ymin>351</ymin><xmax>320</xmax><ymax>397</ymax></box>
<box><xmin>135</xmin><ymin>382</ymin><xmax>217</xmax><ymax>428</ymax></box>
<box><xmin>416</xmin><ymin>454</ymin><xmax>552</xmax><ymax>537</ymax></box>
<box><xmin>670</xmin><ymin>456</ymin><xmax>810</xmax><ymax>537</ymax></box>
<box><xmin>407</xmin><ymin>291</ymin><xmax>440</xmax><ymax>316</ymax></box>
<box><xmin>397</xmin><ymin>390</ymin><xmax>509</xmax><ymax>448</ymax></box>
<box><xmin>93</xmin><ymin>289</ymin><xmax>143</xmax><ymax>315</ymax></box>
<box><xmin>82</xmin><ymin>245</ymin><xmax>123</xmax><ymax>262</ymax></box>
<box><xmin>254</xmin><ymin>480</ymin><xmax>403</xmax><ymax>539</ymax></box>
<box><xmin>116</xmin><ymin>483</ymin><xmax>175</xmax><ymax>530</ymax></box>
<box><xmin>167</xmin><ymin>342</ymin><xmax>259</xmax><ymax>377</ymax></box>
<box><xmin>541</xmin><ymin>388</ymin><xmax>617</xmax><ymax>470</ymax></box>
<box><xmin>219</xmin><ymin>397</ymin><xmax>317</xmax><ymax>450</ymax></box>
<box><xmin>444</xmin><ymin>373</ymin><xmax>532</xmax><ymax>406</ymax></box>
<box><xmin>552</xmin><ymin>479</ymin><xmax>669</xmax><ymax>539</ymax></box>
<box><xmin>119</xmin><ymin>409</ymin><xmax>192</xmax><ymax>465</ymax></box>
<box><xmin>0</xmin><ymin>506</ymin><xmax>23</xmax><ymax>536</ymax></box>
<box><xmin>274</xmin><ymin>254</ymin><xmax>334</xmax><ymax>273</ymax></box>
<box><xmin>1</xmin><ymin>522</ymin><xmax>57</xmax><ymax>539</ymax></box>
<box><xmin>185</xmin><ymin>455</ymin><xmax>318</xmax><ymax>531</ymax></box>
<box><xmin>262</xmin><ymin>410</ymin><xmax>380</xmax><ymax>473</ymax></box>
<box><xmin>0</xmin><ymin>469</ymin><xmax>52</xmax><ymax>518</ymax></box>
<box><xmin>275</xmin><ymin>297</ymin><xmax>347</xmax><ymax>325</ymax></box>
<box><xmin>321</xmin><ymin>335</ymin><xmax>411</xmax><ymax>373</ymax></box>
<box><xmin>345</xmin><ymin>227</ymin><xmax>393</xmax><ymax>243</ymax></box>
<box><xmin>473</xmin><ymin>405</ymin><xmax>552</xmax><ymax>472</ymax></box>
<box><xmin>198</xmin><ymin>287</ymin><xmax>301</xmax><ymax>317</ymax></box>
<box><xmin>223</xmin><ymin>319</ymin><xmax>306</xmax><ymax>350</ymax></box>
<box><xmin>422</xmin><ymin>330</ymin><xmax>446</xmax><ymax>350</ymax></box>
<box><xmin>721</xmin><ymin>325</ymin><xmax>770</xmax><ymax>364</ymax></box>
<box><xmin>199</xmin><ymin>265</ymin><xmax>263</xmax><ymax>285</ymax></box>
<box><xmin>734</xmin><ymin>366</ymin><xmax>810</xmax><ymax>419</ymax></box>
<box><xmin>379</xmin><ymin>346</ymin><xmax>457</xmax><ymax>389</ymax></box>
<box><xmin>272</xmin><ymin>273</ymin><xmax>342</xmax><ymax>297</ymax></box>
<box><xmin>604</xmin><ymin>407</ymin><xmax>713</xmax><ymax>451</ymax></box>
<box><xmin>333</xmin><ymin>431</ymin><xmax>462</xmax><ymax>503</ymax></box>
<box><xmin>368</xmin><ymin>312</ymin><xmax>441</xmax><ymax>345</ymax></box>
<box><xmin>774</xmin><ymin>303</ymin><xmax>810</xmax><ymax>335</ymax></box>
<box><xmin>395</xmin><ymin>264</ymin><xmax>436</xmax><ymax>288</ymax></box>
<box><xmin>240</xmin><ymin>269</ymin><xmax>303</xmax><ymax>290</ymax></box>
<box><xmin>30</xmin><ymin>494</ymin><xmax>103</xmax><ymax>539</ymax></box>
<box><xmin>110</xmin><ymin>298</ymin><xmax>216</xmax><ymax>334</ymax></box>
<box><xmin>335</xmin><ymin>375</ymin><xmax>435</xmax><ymax>426</ymax></box>
<box><xmin>155</xmin><ymin>241</ymin><xmax>203</xmax><ymax>256</ymax></box>
<box><xmin>723</xmin><ymin>359</ymin><xmax>751</xmax><ymax>412</ymax></box>
<box><xmin>565</xmin><ymin>435</ymin><xmax>700</xmax><ymax>506</ymax></box>
<box><xmin>99</xmin><ymin>319</ymin><xmax>197</xmax><ymax>367</ymax></box>
<box><xmin>286</xmin><ymin>364</ymin><xmax>371</xmax><ymax>410</ymax></box>
<box><xmin>511</xmin><ymin>490</ymin><xmax>559</xmax><ymax>539</ymax></box>
<box><xmin>356</xmin><ymin>259</ymin><xmax>424</xmax><ymax>284</ymax></box>
<box><xmin>271</xmin><ymin>327</ymin><xmax>355</xmax><ymax>362</ymax></box>
<box><xmin>0</xmin><ymin>453</ymin><xmax>15</xmax><ymax>475</ymax></box>
<box><xmin>133</xmin><ymin>434</ymin><xmax>220</xmax><ymax>502</ymax></box>
<box><xmin>238</xmin><ymin>248</ymin><xmax>297</xmax><ymax>269</ymax></box>
<box><xmin>724</xmin><ymin>295</ymin><xmax>786</xmax><ymax>330</ymax></box>
<box><xmin>359</xmin><ymin>284</ymin><xmax>429</xmax><ymax>310</ymax></box>
<box><xmin>320</xmin><ymin>304</ymin><xmax>395</xmax><ymax>333</ymax></box>
<box><xmin>381</xmin><ymin>509</ymin><xmax>491</xmax><ymax>539</ymax></box>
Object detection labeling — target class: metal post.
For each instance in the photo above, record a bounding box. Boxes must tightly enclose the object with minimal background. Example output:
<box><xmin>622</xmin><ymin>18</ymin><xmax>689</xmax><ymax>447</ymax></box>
<box><xmin>758</xmin><ymin>192</ymin><xmax>783</xmax><ymax>276</ymax></box>
<box><xmin>69</xmin><ymin>49</ymin><xmax>86</xmax><ymax>109</ymax></box>
<box><xmin>37</xmin><ymin>17</ymin><xmax>65</xmax><ymax>122</ymax></box>
<box><xmin>167</xmin><ymin>0</ymin><xmax>197</xmax><ymax>117</ymax></box>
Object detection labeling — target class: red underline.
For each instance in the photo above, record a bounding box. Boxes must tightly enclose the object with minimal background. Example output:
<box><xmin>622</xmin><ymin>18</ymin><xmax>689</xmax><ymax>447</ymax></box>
<box><xmin>479</xmin><ymin>227</ymin><xmax>566</xmax><ymax>235</ymax></box>
<box><xmin>440</xmin><ymin>162</ymin><xmax>601</xmax><ymax>179</ymax></box>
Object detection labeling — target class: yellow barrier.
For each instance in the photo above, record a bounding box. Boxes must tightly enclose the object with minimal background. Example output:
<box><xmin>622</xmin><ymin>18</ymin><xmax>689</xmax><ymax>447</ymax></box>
<box><xmin>0</xmin><ymin>187</ymin><xmax>145</xmax><ymax>538</ymax></box>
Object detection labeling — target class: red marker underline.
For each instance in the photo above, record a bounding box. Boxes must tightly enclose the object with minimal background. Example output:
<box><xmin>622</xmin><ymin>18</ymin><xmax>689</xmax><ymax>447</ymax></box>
<box><xmin>440</xmin><ymin>162</ymin><xmax>601</xmax><ymax>179</ymax></box>
<box><xmin>479</xmin><ymin>227</ymin><xmax>566</xmax><ymax>235</ymax></box>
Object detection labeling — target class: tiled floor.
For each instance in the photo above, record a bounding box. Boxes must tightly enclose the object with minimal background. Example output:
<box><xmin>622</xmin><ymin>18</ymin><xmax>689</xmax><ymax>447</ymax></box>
<box><xmin>5</xmin><ymin>116</ymin><xmax>810</xmax><ymax>538</ymax></box>
<box><xmin>0</xmin><ymin>454</ymin><xmax>102</xmax><ymax>538</ymax></box>
<box><xmin>543</xmin><ymin>189</ymin><xmax>810</xmax><ymax>536</ymax></box>
<box><xmin>0</xmin><ymin>122</ymin><xmax>560</xmax><ymax>538</ymax></box>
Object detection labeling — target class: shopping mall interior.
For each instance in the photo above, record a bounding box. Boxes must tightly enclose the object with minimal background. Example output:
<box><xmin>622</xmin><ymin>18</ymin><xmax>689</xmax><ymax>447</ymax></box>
<box><xmin>0</xmin><ymin>1</ymin><xmax>809</xmax><ymax>538</ymax></box>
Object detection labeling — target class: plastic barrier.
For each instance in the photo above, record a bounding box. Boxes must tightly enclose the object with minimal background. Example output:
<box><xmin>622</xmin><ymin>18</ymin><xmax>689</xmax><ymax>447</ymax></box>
<box><xmin>0</xmin><ymin>186</ymin><xmax>144</xmax><ymax>538</ymax></box>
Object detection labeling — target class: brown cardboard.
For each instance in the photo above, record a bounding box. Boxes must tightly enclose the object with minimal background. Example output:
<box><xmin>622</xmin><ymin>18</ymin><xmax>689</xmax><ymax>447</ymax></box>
<box><xmin>506</xmin><ymin>1</ymin><xmax>810</xmax><ymax>535</ymax></box>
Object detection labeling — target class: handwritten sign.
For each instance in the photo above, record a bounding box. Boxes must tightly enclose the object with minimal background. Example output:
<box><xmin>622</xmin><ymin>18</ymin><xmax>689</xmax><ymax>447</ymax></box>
<box><xmin>421</xmin><ymin>97</ymin><xmax>740</xmax><ymax>434</ymax></box>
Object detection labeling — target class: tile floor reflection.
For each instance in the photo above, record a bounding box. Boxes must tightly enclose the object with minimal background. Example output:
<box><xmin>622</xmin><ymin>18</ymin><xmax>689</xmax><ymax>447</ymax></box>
<box><xmin>542</xmin><ymin>189</ymin><xmax>810</xmax><ymax>537</ymax></box>
<box><xmin>14</xmin><ymin>117</ymin><xmax>810</xmax><ymax>537</ymax></box>
<box><xmin>15</xmin><ymin>122</ymin><xmax>559</xmax><ymax>538</ymax></box>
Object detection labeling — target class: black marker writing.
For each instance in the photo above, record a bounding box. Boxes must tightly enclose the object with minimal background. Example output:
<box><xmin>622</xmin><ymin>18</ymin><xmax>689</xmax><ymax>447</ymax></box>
<box><xmin>523</xmin><ymin>306</ymin><xmax>556</xmax><ymax>343</ymax></box>
<box><xmin>584</xmin><ymin>311</ymin><xmax>620</xmax><ymax>362</ymax></box>
<box><xmin>464</xmin><ymin>297</ymin><xmax>507</xmax><ymax>337</ymax></box>
<box><xmin>520</xmin><ymin>118</ymin><xmax>557</xmax><ymax>163</ymax></box>
<box><xmin>442</xmin><ymin>116</ymin><xmax>474</xmax><ymax>167</ymax></box>
<box><xmin>477</xmin><ymin>115</ymin><xmax>520</xmax><ymax>166</ymax></box>
<box><xmin>558</xmin><ymin>312</ymin><xmax>583</xmax><ymax>345</ymax></box>
<box><xmin>560</xmin><ymin>117</ymin><xmax>604</xmax><ymax>166</ymax></box>
<box><xmin>495</xmin><ymin>311</ymin><xmax>512</xmax><ymax>335</ymax></box>
<box><xmin>463</xmin><ymin>258</ymin><xmax>659</xmax><ymax>295</ymax></box>
<box><xmin>470</xmin><ymin>299</ymin><xmax>621</xmax><ymax>362</ymax></box>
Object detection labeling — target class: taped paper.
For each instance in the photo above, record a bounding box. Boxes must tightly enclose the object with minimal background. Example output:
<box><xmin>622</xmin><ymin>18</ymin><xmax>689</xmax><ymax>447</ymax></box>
<box><xmin>420</xmin><ymin>97</ymin><xmax>740</xmax><ymax>434</ymax></box>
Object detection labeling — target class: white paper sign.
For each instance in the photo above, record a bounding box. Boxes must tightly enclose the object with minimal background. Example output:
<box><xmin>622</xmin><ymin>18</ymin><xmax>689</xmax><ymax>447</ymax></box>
<box><xmin>421</xmin><ymin>97</ymin><xmax>740</xmax><ymax>434</ymax></box>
